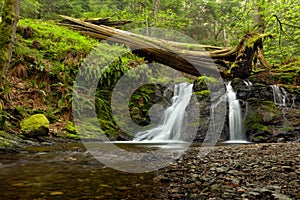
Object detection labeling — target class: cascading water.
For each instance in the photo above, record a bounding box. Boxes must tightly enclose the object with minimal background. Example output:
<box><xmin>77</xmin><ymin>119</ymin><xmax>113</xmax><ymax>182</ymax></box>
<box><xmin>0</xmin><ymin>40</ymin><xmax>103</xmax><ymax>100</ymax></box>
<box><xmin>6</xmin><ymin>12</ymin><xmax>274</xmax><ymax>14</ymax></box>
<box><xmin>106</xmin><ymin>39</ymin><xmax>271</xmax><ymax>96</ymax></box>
<box><xmin>271</xmin><ymin>85</ymin><xmax>289</xmax><ymax>133</ymax></box>
<box><xmin>243</xmin><ymin>80</ymin><xmax>253</xmax><ymax>86</ymax></box>
<box><xmin>133</xmin><ymin>83</ymin><xmax>193</xmax><ymax>141</ymax></box>
<box><xmin>226</xmin><ymin>82</ymin><xmax>247</xmax><ymax>142</ymax></box>
<box><xmin>271</xmin><ymin>85</ymin><xmax>288</xmax><ymax>106</ymax></box>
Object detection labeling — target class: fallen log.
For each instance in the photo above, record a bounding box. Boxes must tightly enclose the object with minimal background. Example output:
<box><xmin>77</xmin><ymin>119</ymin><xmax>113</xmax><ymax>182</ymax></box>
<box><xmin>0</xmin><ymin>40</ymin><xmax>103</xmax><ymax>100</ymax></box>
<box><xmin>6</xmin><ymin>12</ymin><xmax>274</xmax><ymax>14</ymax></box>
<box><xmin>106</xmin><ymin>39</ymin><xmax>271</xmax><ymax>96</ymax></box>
<box><xmin>58</xmin><ymin>15</ymin><xmax>272</xmax><ymax>78</ymax></box>
<box><xmin>60</xmin><ymin>17</ymin><xmax>132</xmax><ymax>28</ymax></box>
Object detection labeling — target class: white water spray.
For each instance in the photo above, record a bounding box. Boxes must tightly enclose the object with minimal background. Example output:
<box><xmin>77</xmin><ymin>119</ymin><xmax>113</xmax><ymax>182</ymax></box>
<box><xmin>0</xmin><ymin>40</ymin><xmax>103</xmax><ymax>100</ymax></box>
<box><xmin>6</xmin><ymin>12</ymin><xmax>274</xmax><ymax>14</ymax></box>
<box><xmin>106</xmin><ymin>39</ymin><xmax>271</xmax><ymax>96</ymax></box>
<box><xmin>226</xmin><ymin>82</ymin><xmax>247</xmax><ymax>141</ymax></box>
<box><xmin>243</xmin><ymin>80</ymin><xmax>253</xmax><ymax>86</ymax></box>
<box><xmin>133</xmin><ymin>83</ymin><xmax>193</xmax><ymax>141</ymax></box>
<box><xmin>271</xmin><ymin>85</ymin><xmax>288</xmax><ymax>106</ymax></box>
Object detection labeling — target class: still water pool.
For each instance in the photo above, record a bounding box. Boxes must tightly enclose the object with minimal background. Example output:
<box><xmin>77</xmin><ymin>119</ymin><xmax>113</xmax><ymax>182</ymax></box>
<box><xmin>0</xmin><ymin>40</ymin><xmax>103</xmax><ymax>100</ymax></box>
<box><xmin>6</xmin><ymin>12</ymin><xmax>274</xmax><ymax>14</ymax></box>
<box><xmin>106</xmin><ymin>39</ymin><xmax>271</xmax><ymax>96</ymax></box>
<box><xmin>0</xmin><ymin>143</ymin><xmax>169</xmax><ymax>200</ymax></box>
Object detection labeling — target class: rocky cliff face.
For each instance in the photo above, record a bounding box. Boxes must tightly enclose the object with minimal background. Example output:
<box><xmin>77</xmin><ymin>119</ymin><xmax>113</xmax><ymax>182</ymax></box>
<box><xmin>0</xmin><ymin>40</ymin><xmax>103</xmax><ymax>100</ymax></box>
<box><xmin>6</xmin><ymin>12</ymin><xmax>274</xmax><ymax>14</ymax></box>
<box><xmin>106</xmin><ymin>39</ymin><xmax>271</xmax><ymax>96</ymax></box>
<box><xmin>233</xmin><ymin>78</ymin><xmax>300</xmax><ymax>142</ymax></box>
<box><xmin>193</xmin><ymin>73</ymin><xmax>300</xmax><ymax>143</ymax></box>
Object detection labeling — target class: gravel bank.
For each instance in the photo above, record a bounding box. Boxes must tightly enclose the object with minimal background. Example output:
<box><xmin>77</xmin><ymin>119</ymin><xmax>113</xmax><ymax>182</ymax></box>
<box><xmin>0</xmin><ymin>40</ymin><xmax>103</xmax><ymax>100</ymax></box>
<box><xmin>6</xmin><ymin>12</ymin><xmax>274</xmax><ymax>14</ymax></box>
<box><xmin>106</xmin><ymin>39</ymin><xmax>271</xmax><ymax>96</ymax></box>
<box><xmin>154</xmin><ymin>142</ymin><xmax>300</xmax><ymax>200</ymax></box>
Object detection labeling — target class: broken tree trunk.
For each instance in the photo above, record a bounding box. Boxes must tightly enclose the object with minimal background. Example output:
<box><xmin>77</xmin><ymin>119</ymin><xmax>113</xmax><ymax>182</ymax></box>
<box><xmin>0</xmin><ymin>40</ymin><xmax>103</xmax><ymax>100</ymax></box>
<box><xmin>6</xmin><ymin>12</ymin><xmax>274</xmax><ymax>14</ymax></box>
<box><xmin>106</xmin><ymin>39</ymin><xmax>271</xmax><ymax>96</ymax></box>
<box><xmin>59</xmin><ymin>15</ymin><xmax>272</xmax><ymax>78</ymax></box>
<box><xmin>60</xmin><ymin>17</ymin><xmax>132</xmax><ymax>28</ymax></box>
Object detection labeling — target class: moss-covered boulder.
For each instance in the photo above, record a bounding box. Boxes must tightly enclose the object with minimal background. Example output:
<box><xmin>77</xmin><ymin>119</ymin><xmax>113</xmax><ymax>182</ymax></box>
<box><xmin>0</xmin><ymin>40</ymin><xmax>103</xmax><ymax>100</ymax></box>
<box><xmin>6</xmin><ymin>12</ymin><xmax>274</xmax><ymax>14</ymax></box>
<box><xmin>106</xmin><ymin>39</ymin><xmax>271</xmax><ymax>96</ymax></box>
<box><xmin>20</xmin><ymin>114</ymin><xmax>49</xmax><ymax>138</ymax></box>
<box><xmin>245</xmin><ymin>99</ymin><xmax>280</xmax><ymax>142</ymax></box>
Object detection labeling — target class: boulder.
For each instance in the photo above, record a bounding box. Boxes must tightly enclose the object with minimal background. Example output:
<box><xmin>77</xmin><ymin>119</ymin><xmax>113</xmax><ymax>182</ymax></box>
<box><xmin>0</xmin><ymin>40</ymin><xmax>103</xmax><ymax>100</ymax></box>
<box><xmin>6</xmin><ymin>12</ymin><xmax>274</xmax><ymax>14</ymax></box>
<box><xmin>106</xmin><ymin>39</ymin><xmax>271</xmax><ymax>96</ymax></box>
<box><xmin>20</xmin><ymin>114</ymin><xmax>49</xmax><ymax>138</ymax></box>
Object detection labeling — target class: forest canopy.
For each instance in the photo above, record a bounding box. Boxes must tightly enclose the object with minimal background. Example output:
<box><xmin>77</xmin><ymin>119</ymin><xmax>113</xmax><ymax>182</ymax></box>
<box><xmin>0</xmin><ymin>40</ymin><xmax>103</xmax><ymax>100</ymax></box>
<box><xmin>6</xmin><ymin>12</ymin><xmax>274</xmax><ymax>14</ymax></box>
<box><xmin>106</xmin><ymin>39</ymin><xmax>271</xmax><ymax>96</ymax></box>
<box><xmin>1</xmin><ymin>0</ymin><xmax>299</xmax><ymax>64</ymax></box>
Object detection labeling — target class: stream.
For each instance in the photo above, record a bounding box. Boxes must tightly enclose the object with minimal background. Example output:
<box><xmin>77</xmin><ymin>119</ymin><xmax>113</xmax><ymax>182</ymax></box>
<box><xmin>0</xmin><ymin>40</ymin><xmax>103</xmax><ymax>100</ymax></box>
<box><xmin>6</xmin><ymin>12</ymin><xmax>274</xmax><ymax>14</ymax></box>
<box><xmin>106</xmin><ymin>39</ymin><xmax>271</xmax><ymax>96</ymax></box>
<box><xmin>0</xmin><ymin>143</ymin><xmax>165</xmax><ymax>200</ymax></box>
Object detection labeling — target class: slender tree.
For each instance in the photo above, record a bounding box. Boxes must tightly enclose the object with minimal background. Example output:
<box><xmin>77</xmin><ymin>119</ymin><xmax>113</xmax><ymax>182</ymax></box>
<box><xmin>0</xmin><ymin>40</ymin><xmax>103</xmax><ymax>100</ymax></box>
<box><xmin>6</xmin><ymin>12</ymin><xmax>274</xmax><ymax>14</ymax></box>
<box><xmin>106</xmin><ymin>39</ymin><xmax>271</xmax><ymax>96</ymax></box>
<box><xmin>0</xmin><ymin>0</ymin><xmax>20</xmax><ymax>85</ymax></box>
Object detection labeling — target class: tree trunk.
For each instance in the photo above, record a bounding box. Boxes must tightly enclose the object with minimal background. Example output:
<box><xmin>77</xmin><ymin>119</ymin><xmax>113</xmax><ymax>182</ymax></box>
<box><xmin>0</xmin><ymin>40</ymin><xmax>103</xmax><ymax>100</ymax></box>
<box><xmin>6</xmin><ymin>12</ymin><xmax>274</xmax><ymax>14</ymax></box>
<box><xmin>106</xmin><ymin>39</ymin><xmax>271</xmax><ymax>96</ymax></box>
<box><xmin>253</xmin><ymin>0</ymin><xmax>266</xmax><ymax>34</ymax></box>
<box><xmin>0</xmin><ymin>0</ymin><xmax>20</xmax><ymax>85</ymax></box>
<box><xmin>153</xmin><ymin>0</ymin><xmax>160</xmax><ymax>26</ymax></box>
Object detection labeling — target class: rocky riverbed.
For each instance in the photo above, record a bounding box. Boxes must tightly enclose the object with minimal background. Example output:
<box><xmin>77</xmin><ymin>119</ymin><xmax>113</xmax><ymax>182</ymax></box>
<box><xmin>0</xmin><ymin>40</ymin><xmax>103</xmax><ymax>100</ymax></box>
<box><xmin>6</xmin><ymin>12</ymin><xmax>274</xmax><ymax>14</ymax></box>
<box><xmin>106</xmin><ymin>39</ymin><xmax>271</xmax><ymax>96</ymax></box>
<box><xmin>153</xmin><ymin>142</ymin><xmax>300</xmax><ymax>200</ymax></box>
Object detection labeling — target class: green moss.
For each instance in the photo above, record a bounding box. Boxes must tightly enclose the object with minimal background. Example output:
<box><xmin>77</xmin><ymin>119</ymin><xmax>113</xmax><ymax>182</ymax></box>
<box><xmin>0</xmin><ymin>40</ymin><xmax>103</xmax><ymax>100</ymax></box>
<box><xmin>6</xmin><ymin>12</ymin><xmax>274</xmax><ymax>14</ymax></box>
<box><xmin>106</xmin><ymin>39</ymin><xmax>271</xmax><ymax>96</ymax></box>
<box><xmin>197</xmin><ymin>76</ymin><xmax>218</xmax><ymax>84</ymax></box>
<box><xmin>0</xmin><ymin>131</ymin><xmax>19</xmax><ymax>150</ymax></box>
<box><xmin>248</xmin><ymin>123</ymin><xmax>270</xmax><ymax>132</ymax></box>
<box><xmin>248</xmin><ymin>99</ymin><xmax>276</xmax><ymax>108</ymax></box>
<box><xmin>245</xmin><ymin>112</ymin><xmax>262</xmax><ymax>127</ymax></box>
<box><xmin>195</xmin><ymin>76</ymin><xmax>218</xmax><ymax>90</ymax></box>
<box><xmin>275</xmin><ymin>60</ymin><xmax>300</xmax><ymax>72</ymax></box>
<box><xmin>284</xmin><ymin>85</ymin><xmax>300</xmax><ymax>95</ymax></box>
<box><xmin>261</xmin><ymin>101</ymin><xmax>276</xmax><ymax>109</ymax></box>
<box><xmin>63</xmin><ymin>121</ymin><xmax>78</xmax><ymax>134</ymax></box>
<box><xmin>245</xmin><ymin>111</ymin><xmax>271</xmax><ymax>133</ymax></box>
<box><xmin>16</xmin><ymin>19</ymin><xmax>98</xmax><ymax>63</ymax></box>
<box><xmin>0</xmin><ymin>131</ymin><xmax>13</xmax><ymax>149</ymax></box>
<box><xmin>66</xmin><ymin>133</ymin><xmax>80</xmax><ymax>140</ymax></box>
<box><xmin>246</xmin><ymin>33</ymin><xmax>272</xmax><ymax>49</ymax></box>
<box><xmin>20</xmin><ymin>114</ymin><xmax>49</xmax><ymax>132</ymax></box>
<box><xmin>228</xmin><ymin>62</ymin><xmax>238</xmax><ymax>74</ymax></box>
<box><xmin>194</xmin><ymin>90</ymin><xmax>210</xmax><ymax>98</ymax></box>
<box><xmin>270</xmin><ymin>59</ymin><xmax>300</xmax><ymax>85</ymax></box>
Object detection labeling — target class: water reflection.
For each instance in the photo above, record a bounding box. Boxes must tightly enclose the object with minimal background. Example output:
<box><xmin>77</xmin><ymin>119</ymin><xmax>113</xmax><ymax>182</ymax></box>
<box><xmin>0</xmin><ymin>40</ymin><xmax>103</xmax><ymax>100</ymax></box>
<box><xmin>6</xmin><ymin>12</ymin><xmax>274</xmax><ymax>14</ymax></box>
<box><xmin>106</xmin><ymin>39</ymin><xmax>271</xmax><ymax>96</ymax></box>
<box><xmin>0</xmin><ymin>143</ymin><xmax>163</xmax><ymax>199</ymax></box>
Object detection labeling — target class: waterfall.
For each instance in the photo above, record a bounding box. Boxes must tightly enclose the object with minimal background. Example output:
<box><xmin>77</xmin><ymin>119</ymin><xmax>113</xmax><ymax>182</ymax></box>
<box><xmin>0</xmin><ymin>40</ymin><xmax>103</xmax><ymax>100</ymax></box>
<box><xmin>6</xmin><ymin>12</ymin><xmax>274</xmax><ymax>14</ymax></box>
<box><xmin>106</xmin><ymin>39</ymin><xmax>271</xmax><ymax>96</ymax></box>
<box><xmin>271</xmin><ymin>85</ymin><xmax>287</xmax><ymax>106</ymax></box>
<box><xmin>243</xmin><ymin>80</ymin><xmax>253</xmax><ymax>86</ymax></box>
<box><xmin>226</xmin><ymin>82</ymin><xmax>246</xmax><ymax>141</ymax></box>
<box><xmin>133</xmin><ymin>83</ymin><xmax>193</xmax><ymax>141</ymax></box>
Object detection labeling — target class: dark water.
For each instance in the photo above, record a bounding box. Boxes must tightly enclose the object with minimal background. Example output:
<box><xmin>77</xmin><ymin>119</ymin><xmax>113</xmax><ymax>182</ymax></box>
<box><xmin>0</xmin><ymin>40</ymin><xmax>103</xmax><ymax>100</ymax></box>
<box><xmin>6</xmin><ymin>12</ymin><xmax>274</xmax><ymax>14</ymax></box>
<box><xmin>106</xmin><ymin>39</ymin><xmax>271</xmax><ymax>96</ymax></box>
<box><xmin>0</xmin><ymin>143</ymin><xmax>165</xmax><ymax>200</ymax></box>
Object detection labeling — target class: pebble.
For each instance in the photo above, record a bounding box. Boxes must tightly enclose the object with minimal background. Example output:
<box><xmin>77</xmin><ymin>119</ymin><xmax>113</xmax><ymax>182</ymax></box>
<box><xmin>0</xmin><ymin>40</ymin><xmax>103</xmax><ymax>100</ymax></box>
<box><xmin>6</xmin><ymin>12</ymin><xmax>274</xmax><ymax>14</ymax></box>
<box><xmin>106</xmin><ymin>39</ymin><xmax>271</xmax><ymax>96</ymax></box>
<box><xmin>153</xmin><ymin>143</ymin><xmax>300</xmax><ymax>199</ymax></box>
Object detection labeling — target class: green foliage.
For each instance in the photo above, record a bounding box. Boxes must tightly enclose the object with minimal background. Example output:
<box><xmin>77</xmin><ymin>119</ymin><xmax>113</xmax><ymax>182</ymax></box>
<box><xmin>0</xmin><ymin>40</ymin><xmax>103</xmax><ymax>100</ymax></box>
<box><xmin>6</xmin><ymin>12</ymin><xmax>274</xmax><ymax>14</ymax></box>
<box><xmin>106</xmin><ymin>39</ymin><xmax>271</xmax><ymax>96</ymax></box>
<box><xmin>18</xmin><ymin>0</ymin><xmax>299</xmax><ymax>65</ymax></box>
<box><xmin>0</xmin><ymin>131</ymin><xmax>15</xmax><ymax>149</ymax></box>
<box><xmin>0</xmin><ymin>0</ymin><xmax>3</xmax><ymax>11</ymax></box>
<box><xmin>20</xmin><ymin>0</ymin><xmax>42</xmax><ymax>18</ymax></box>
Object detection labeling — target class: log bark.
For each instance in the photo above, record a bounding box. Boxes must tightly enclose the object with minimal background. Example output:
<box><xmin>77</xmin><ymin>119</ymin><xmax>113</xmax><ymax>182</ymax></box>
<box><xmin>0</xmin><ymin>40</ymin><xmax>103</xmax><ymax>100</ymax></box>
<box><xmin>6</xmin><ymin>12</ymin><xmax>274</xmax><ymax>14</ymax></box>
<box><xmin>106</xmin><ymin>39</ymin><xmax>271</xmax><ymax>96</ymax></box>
<box><xmin>60</xmin><ymin>17</ymin><xmax>132</xmax><ymax>28</ymax></box>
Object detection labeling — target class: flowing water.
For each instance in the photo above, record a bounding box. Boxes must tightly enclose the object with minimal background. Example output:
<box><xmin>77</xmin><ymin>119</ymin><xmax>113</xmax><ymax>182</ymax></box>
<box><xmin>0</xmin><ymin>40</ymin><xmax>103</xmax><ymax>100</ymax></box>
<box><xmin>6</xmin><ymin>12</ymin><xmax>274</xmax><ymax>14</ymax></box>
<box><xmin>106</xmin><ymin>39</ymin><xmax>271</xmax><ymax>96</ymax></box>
<box><xmin>271</xmin><ymin>85</ymin><xmax>288</xmax><ymax>106</ymax></box>
<box><xmin>226</xmin><ymin>82</ymin><xmax>247</xmax><ymax>142</ymax></box>
<box><xmin>133</xmin><ymin>83</ymin><xmax>194</xmax><ymax>141</ymax></box>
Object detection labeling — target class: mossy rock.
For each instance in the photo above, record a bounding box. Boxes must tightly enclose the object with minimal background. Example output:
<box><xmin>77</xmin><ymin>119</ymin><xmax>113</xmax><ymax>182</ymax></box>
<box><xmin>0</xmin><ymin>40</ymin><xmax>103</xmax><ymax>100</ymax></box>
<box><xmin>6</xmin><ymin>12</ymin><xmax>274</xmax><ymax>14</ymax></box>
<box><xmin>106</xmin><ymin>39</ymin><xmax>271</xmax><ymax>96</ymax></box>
<box><xmin>247</xmin><ymin>99</ymin><xmax>280</xmax><ymax>124</ymax></box>
<box><xmin>20</xmin><ymin>114</ymin><xmax>49</xmax><ymax>138</ymax></box>
<box><xmin>194</xmin><ymin>76</ymin><xmax>218</xmax><ymax>91</ymax></box>
<box><xmin>194</xmin><ymin>90</ymin><xmax>210</xmax><ymax>101</ymax></box>
<box><xmin>249</xmin><ymin>133</ymin><xmax>271</xmax><ymax>143</ymax></box>
<box><xmin>245</xmin><ymin>111</ymin><xmax>272</xmax><ymax>143</ymax></box>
